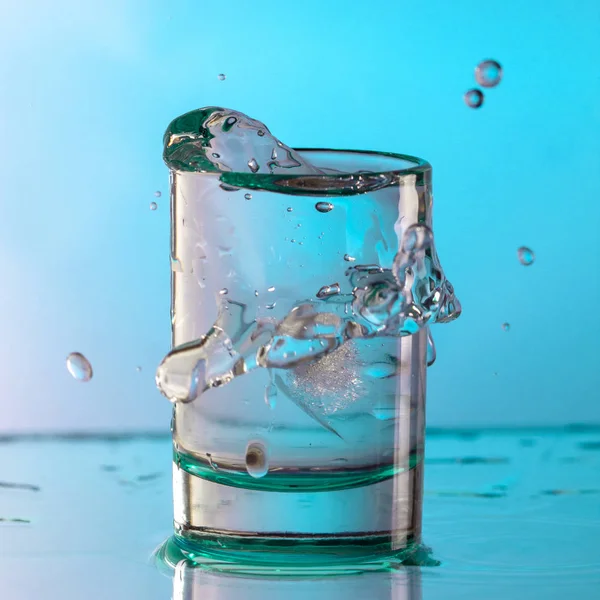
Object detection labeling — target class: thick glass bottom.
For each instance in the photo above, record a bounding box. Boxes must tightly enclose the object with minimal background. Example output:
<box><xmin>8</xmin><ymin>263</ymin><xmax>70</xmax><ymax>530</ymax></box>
<box><xmin>156</xmin><ymin>533</ymin><xmax>438</xmax><ymax>576</ymax></box>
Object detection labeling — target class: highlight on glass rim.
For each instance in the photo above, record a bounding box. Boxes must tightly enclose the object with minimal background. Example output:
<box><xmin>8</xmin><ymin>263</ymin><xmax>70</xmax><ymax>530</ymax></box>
<box><xmin>4</xmin><ymin>2</ymin><xmax>599</xmax><ymax>598</ymax></box>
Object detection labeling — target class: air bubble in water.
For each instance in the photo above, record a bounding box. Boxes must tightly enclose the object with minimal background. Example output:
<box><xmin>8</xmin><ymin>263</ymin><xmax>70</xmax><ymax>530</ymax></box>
<box><xmin>315</xmin><ymin>202</ymin><xmax>333</xmax><ymax>213</ymax></box>
<box><xmin>154</xmin><ymin>191</ymin><xmax>161</xmax><ymax>198</ymax></box>
<box><xmin>475</xmin><ymin>60</ymin><xmax>503</xmax><ymax>88</ymax></box>
<box><xmin>219</xmin><ymin>288</ymin><xmax>228</xmax><ymax>295</ymax></box>
<box><xmin>316</xmin><ymin>283</ymin><xmax>341</xmax><ymax>299</ymax></box>
<box><xmin>66</xmin><ymin>352</ymin><xmax>93</xmax><ymax>382</ymax></box>
<box><xmin>150</xmin><ymin>202</ymin><xmax>158</xmax><ymax>211</ymax></box>
<box><xmin>248</xmin><ymin>158</ymin><xmax>259</xmax><ymax>173</ymax></box>
<box><xmin>502</xmin><ymin>322</ymin><xmax>510</xmax><ymax>332</ymax></box>
<box><xmin>517</xmin><ymin>246</ymin><xmax>535</xmax><ymax>266</ymax></box>
<box><xmin>244</xmin><ymin>193</ymin><xmax>252</xmax><ymax>200</ymax></box>
<box><xmin>245</xmin><ymin>441</ymin><xmax>269</xmax><ymax>478</ymax></box>
<box><xmin>464</xmin><ymin>89</ymin><xmax>484</xmax><ymax>109</ymax></box>
<box><xmin>287</xmin><ymin>207</ymin><xmax>293</xmax><ymax>213</ymax></box>
<box><xmin>218</xmin><ymin>73</ymin><xmax>226</xmax><ymax>81</ymax></box>
<box><xmin>264</xmin><ymin>383</ymin><xmax>277</xmax><ymax>409</ymax></box>
<box><xmin>344</xmin><ymin>254</ymin><xmax>356</xmax><ymax>262</ymax></box>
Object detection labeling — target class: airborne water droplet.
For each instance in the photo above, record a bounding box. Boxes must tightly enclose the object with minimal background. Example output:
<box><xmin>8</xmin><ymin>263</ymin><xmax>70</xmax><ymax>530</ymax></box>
<box><xmin>154</xmin><ymin>190</ymin><xmax>162</xmax><ymax>198</ymax></box>
<box><xmin>267</xmin><ymin>286</ymin><xmax>276</xmax><ymax>292</ymax></box>
<box><xmin>502</xmin><ymin>322</ymin><xmax>510</xmax><ymax>332</ymax></box>
<box><xmin>136</xmin><ymin>366</ymin><xmax>142</xmax><ymax>372</ymax></box>
<box><xmin>212</xmin><ymin>152</ymin><xmax>220</xmax><ymax>158</ymax></box>
<box><xmin>517</xmin><ymin>246</ymin><xmax>535</xmax><ymax>266</ymax></box>
<box><xmin>219</xmin><ymin>288</ymin><xmax>228</xmax><ymax>295</ymax></box>
<box><xmin>244</xmin><ymin>193</ymin><xmax>252</xmax><ymax>200</ymax></box>
<box><xmin>150</xmin><ymin>202</ymin><xmax>158</xmax><ymax>211</ymax></box>
<box><xmin>475</xmin><ymin>59</ymin><xmax>503</xmax><ymax>88</ymax></box>
<box><xmin>464</xmin><ymin>88</ymin><xmax>484</xmax><ymax>108</ymax></box>
<box><xmin>344</xmin><ymin>254</ymin><xmax>356</xmax><ymax>262</ymax></box>
<box><xmin>264</xmin><ymin>383</ymin><xmax>277</xmax><ymax>409</ymax></box>
<box><xmin>248</xmin><ymin>158</ymin><xmax>259</xmax><ymax>173</ymax></box>
<box><xmin>315</xmin><ymin>202</ymin><xmax>334</xmax><ymax>213</ymax></box>
<box><xmin>218</xmin><ymin>73</ymin><xmax>226</xmax><ymax>81</ymax></box>
<box><xmin>245</xmin><ymin>441</ymin><xmax>269</xmax><ymax>478</ymax></box>
<box><xmin>66</xmin><ymin>352</ymin><xmax>93</xmax><ymax>382</ymax></box>
<box><xmin>266</xmin><ymin>302</ymin><xmax>276</xmax><ymax>310</ymax></box>
<box><xmin>287</xmin><ymin>207</ymin><xmax>293</xmax><ymax>213</ymax></box>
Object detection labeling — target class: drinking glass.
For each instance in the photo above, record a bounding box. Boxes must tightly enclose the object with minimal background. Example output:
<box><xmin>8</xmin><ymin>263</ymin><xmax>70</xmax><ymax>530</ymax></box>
<box><xmin>166</xmin><ymin>148</ymin><xmax>436</xmax><ymax>571</ymax></box>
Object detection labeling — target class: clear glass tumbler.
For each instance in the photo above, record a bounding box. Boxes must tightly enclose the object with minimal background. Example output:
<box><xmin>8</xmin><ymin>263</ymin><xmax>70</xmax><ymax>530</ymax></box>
<box><xmin>163</xmin><ymin>142</ymin><xmax>448</xmax><ymax>571</ymax></box>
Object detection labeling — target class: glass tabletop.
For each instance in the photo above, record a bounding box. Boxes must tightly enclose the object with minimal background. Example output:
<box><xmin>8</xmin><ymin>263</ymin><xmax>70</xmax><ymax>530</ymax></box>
<box><xmin>1</xmin><ymin>428</ymin><xmax>599</xmax><ymax>599</ymax></box>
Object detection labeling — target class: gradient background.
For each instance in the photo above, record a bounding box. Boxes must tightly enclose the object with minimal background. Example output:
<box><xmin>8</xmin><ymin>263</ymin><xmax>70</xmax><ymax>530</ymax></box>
<box><xmin>0</xmin><ymin>0</ymin><xmax>598</xmax><ymax>433</ymax></box>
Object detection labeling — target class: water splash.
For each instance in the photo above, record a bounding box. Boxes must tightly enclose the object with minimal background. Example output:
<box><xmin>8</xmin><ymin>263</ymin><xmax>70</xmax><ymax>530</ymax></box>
<box><xmin>156</xmin><ymin>224</ymin><xmax>460</xmax><ymax>407</ymax></box>
<box><xmin>163</xmin><ymin>107</ymin><xmax>323</xmax><ymax>175</ymax></box>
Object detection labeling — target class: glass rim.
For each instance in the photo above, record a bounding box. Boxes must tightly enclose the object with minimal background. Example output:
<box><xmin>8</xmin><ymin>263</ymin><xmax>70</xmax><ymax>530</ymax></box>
<box><xmin>174</xmin><ymin>148</ymin><xmax>431</xmax><ymax>197</ymax></box>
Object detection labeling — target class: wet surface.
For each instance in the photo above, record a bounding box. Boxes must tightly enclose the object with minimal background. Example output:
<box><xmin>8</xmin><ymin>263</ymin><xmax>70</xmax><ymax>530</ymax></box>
<box><xmin>0</xmin><ymin>429</ymin><xmax>599</xmax><ymax>599</ymax></box>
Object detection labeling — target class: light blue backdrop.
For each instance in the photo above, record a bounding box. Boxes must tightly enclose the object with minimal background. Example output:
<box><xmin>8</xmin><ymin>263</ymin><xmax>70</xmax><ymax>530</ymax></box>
<box><xmin>1</xmin><ymin>0</ymin><xmax>598</xmax><ymax>432</ymax></box>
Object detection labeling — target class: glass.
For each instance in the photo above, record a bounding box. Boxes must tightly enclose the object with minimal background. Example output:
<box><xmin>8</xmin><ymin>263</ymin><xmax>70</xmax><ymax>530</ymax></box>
<box><xmin>164</xmin><ymin>146</ymin><xmax>444</xmax><ymax>572</ymax></box>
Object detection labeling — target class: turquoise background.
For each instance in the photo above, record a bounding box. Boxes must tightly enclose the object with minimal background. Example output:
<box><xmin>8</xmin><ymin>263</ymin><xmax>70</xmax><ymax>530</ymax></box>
<box><xmin>1</xmin><ymin>0</ymin><xmax>598</xmax><ymax>432</ymax></box>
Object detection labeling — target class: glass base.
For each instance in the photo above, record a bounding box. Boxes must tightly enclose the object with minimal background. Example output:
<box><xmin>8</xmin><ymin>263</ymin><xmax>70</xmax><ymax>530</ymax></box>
<box><xmin>155</xmin><ymin>534</ymin><xmax>439</xmax><ymax>577</ymax></box>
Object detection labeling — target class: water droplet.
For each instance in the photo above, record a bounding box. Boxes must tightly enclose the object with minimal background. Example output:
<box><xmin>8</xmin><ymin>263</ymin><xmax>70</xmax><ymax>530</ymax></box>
<box><xmin>171</xmin><ymin>257</ymin><xmax>183</xmax><ymax>272</ymax></box>
<box><xmin>66</xmin><ymin>352</ymin><xmax>93</xmax><ymax>382</ymax></box>
<box><xmin>426</xmin><ymin>330</ymin><xmax>436</xmax><ymax>367</ymax></box>
<box><xmin>290</xmin><ymin>239</ymin><xmax>296</xmax><ymax>243</ymax></box>
<box><xmin>266</xmin><ymin>302</ymin><xmax>276</xmax><ymax>310</ymax></box>
<box><xmin>316</xmin><ymin>283</ymin><xmax>341</xmax><ymax>299</ymax></box>
<box><xmin>218</xmin><ymin>73</ymin><xmax>226</xmax><ymax>81</ymax></box>
<box><xmin>257</xmin><ymin>129</ymin><xmax>265</xmax><ymax>137</ymax></box>
<box><xmin>315</xmin><ymin>201</ymin><xmax>333</xmax><ymax>213</ymax></box>
<box><xmin>287</xmin><ymin>207</ymin><xmax>293</xmax><ymax>212</ymax></box>
<box><xmin>271</xmin><ymin>148</ymin><xmax>278</xmax><ymax>160</ymax></box>
<box><xmin>254</xmin><ymin>290</ymin><xmax>259</xmax><ymax>297</ymax></box>
<box><xmin>219</xmin><ymin>288</ymin><xmax>228</xmax><ymax>295</ymax></box>
<box><xmin>154</xmin><ymin>190</ymin><xmax>161</xmax><ymax>198</ymax></box>
<box><xmin>267</xmin><ymin>286</ymin><xmax>276</xmax><ymax>292</ymax></box>
<box><xmin>206</xmin><ymin>453</ymin><xmax>218</xmax><ymax>470</ymax></box>
<box><xmin>475</xmin><ymin>59</ymin><xmax>503</xmax><ymax>88</ymax></box>
<box><xmin>517</xmin><ymin>246</ymin><xmax>535</xmax><ymax>266</ymax></box>
<box><xmin>136</xmin><ymin>366</ymin><xmax>142</xmax><ymax>372</ymax></box>
<box><xmin>344</xmin><ymin>254</ymin><xmax>356</xmax><ymax>262</ymax></box>
<box><xmin>248</xmin><ymin>158</ymin><xmax>259</xmax><ymax>173</ymax></box>
<box><xmin>245</xmin><ymin>441</ymin><xmax>269</xmax><ymax>478</ymax></box>
<box><xmin>212</xmin><ymin>152</ymin><xmax>220</xmax><ymax>158</ymax></box>
<box><xmin>150</xmin><ymin>202</ymin><xmax>158</xmax><ymax>211</ymax></box>
<box><xmin>264</xmin><ymin>383</ymin><xmax>277</xmax><ymax>409</ymax></box>
<box><xmin>464</xmin><ymin>88</ymin><xmax>484</xmax><ymax>108</ymax></box>
<box><xmin>502</xmin><ymin>322</ymin><xmax>510</xmax><ymax>332</ymax></box>
<box><xmin>244</xmin><ymin>193</ymin><xmax>252</xmax><ymax>200</ymax></box>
